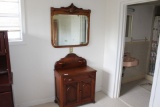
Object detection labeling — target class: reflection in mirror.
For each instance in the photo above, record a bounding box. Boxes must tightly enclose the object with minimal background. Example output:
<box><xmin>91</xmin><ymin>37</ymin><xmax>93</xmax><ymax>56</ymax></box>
<box><xmin>53</xmin><ymin>15</ymin><xmax>88</xmax><ymax>46</ymax></box>
<box><xmin>51</xmin><ymin>3</ymin><xmax>91</xmax><ymax>48</ymax></box>
<box><xmin>125</xmin><ymin>15</ymin><xmax>133</xmax><ymax>37</ymax></box>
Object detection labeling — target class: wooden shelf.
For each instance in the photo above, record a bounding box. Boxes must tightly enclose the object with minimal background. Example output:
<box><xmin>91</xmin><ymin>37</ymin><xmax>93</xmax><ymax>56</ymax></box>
<box><xmin>0</xmin><ymin>31</ymin><xmax>14</xmax><ymax>107</ymax></box>
<box><xmin>0</xmin><ymin>70</ymin><xmax>8</xmax><ymax>75</ymax></box>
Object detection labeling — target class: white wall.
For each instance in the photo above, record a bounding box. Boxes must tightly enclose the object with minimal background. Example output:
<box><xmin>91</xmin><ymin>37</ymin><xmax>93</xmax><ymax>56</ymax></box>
<box><xmin>102</xmin><ymin>0</ymin><xmax>121</xmax><ymax>97</ymax></box>
<box><xmin>152</xmin><ymin>72</ymin><xmax>160</xmax><ymax>107</ymax></box>
<box><xmin>128</xmin><ymin>5</ymin><xmax>154</xmax><ymax>40</ymax></box>
<box><xmin>9</xmin><ymin>0</ymin><xmax>106</xmax><ymax>107</ymax></box>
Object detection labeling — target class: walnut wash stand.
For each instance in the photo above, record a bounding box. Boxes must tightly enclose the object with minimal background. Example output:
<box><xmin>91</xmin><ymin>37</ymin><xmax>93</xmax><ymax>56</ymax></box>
<box><xmin>54</xmin><ymin>53</ymin><xmax>96</xmax><ymax>107</ymax></box>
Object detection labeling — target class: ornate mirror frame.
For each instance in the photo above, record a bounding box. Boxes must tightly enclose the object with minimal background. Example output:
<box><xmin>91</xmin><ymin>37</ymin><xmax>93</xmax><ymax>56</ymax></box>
<box><xmin>51</xmin><ymin>3</ymin><xmax>91</xmax><ymax>48</ymax></box>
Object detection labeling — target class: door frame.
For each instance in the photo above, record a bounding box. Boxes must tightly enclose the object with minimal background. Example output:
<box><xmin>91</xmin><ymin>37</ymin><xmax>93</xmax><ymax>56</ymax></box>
<box><xmin>114</xmin><ymin>0</ymin><xmax>159</xmax><ymax>106</ymax></box>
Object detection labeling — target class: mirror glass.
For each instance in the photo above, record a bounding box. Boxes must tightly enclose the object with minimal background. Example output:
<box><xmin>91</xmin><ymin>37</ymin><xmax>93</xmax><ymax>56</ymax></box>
<box><xmin>53</xmin><ymin>15</ymin><xmax>88</xmax><ymax>46</ymax></box>
<box><xmin>125</xmin><ymin>15</ymin><xmax>133</xmax><ymax>37</ymax></box>
<box><xmin>51</xmin><ymin>3</ymin><xmax>91</xmax><ymax>48</ymax></box>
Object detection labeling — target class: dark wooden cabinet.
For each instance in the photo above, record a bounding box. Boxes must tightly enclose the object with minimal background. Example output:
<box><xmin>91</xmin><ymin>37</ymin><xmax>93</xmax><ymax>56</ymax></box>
<box><xmin>0</xmin><ymin>32</ymin><xmax>6</xmax><ymax>55</ymax></box>
<box><xmin>0</xmin><ymin>31</ymin><xmax>14</xmax><ymax>107</ymax></box>
<box><xmin>0</xmin><ymin>91</ymin><xmax>14</xmax><ymax>107</ymax></box>
<box><xmin>54</xmin><ymin>53</ymin><xmax>96</xmax><ymax>107</ymax></box>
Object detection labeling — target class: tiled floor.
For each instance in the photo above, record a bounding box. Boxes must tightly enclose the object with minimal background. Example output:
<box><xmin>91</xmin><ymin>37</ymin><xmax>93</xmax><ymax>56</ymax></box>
<box><xmin>120</xmin><ymin>79</ymin><xmax>151</xmax><ymax>107</ymax></box>
<box><xmin>31</xmin><ymin>79</ymin><xmax>151</xmax><ymax>107</ymax></box>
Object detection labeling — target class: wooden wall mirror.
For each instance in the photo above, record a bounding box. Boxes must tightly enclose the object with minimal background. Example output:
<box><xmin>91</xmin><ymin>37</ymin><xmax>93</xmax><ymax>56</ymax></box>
<box><xmin>51</xmin><ymin>3</ymin><xmax>91</xmax><ymax>48</ymax></box>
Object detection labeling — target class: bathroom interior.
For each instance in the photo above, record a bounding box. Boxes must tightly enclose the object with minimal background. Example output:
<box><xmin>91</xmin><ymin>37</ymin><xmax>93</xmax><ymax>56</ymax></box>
<box><xmin>121</xmin><ymin>1</ymin><xmax>160</xmax><ymax>97</ymax></box>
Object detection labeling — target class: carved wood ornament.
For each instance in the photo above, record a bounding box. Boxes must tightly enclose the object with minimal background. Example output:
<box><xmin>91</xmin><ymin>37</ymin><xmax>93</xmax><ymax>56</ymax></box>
<box><xmin>51</xmin><ymin>3</ymin><xmax>91</xmax><ymax>15</ymax></box>
<box><xmin>55</xmin><ymin>53</ymin><xmax>87</xmax><ymax>70</ymax></box>
<box><xmin>63</xmin><ymin>3</ymin><xmax>82</xmax><ymax>14</ymax></box>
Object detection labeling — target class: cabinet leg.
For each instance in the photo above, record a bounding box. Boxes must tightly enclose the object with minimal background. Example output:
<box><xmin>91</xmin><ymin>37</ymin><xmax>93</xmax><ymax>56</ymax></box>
<box><xmin>54</xmin><ymin>99</ymin><xmax>58</xmax><ymax>103</ymax></box>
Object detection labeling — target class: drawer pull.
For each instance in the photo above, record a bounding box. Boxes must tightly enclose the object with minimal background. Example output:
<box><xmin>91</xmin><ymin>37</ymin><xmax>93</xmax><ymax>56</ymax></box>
<box><xmin>59</xmin><ymin>62</ymin><xmax>63</xmax><ymax>64</ymax></box>
<box><xmin>68</xmin><ymin>78</ymin><xmax>73</xmax><ymax>81</ymax></box>
<box><xmin>64</xmin><ymin>78</ymin><xmax>73</xmax><ymax>82</ymax></box>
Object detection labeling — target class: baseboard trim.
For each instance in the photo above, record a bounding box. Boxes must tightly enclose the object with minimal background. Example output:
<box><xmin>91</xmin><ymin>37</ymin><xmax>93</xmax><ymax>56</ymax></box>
<box><xmin>145</xmin><ymin>74</ymin><xmax>153</xmax><ymax>82</ymax></box>
<box><xmin>16</xmin><ymin>85</ymin><xmax>101</xmax><ymax>107</ymax></box>
<box><xmin>101</xmin><ymin>86</ymin><xmax>113</xmax><ymax>98</ymax></box>
<box><xmin>17</xmin><ymin>97</ymin><xmax>55</xmax><ymax>107</ymax></box>
<box><xmin>121</xmin><ymin>74</ymin><xmax>145</xmax><ymax>84</ymax></box>
<box><xmin>96</xmin><ymin>85</ymin><xmax>102</xmax><ymax>92</ymax></box>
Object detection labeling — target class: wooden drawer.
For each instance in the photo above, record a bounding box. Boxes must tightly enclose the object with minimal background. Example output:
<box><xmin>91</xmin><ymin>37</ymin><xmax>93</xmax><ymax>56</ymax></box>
<box><xmin>63</xmin><ymin>72</ymin><xmax>95</xmax><ymax>83</ymax></box>
<box><xmin>0</xmin><ymin>85</ymin><xmax>11</xmax><ymax>93</ymax></box>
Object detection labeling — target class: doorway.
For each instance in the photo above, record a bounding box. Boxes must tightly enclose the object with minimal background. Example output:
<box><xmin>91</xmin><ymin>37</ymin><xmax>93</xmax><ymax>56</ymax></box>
<box><xmin>115</xmin><ymin>0</ymin><xmax>160</xmax><ymax>107</ymax></box>
<box><xmin>120</xmin><ymin>3</ymin><xmax>159</xmax><ymax>107</ymax></box>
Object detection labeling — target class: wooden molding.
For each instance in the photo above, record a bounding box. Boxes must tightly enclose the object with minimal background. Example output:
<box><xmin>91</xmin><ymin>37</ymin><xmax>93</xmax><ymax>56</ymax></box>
<box><xmin>55</xmin><ymin>53</ymin><xmax>87</xmax><ymax>70</ymax></box>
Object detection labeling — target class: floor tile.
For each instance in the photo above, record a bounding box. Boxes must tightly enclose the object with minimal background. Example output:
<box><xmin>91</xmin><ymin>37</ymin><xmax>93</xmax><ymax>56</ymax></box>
<box><xmin>120</xmin><ymin>79</ymin><xmax>151</xmax><ymax>107</ymax></box>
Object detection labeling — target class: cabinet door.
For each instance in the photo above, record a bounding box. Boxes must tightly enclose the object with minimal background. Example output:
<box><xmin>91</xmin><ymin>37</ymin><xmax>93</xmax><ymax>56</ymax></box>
<box><xmin>0</xmin><ymin>32</ymin><xmax>5</xmax><ymax>55</ymax></box>
<box><xmin>80</xmin><ymin>78</ymin><xmax>95</xmax><ymax>103</ymax></box>
<box><xmin>64</xmin><ymin>82</ymin><xmax>79</xmax><ymax>106</ymax></box>
<box><xmin>0</xmin><ymin>92</ymin><xmax>14</xmax><ymax>107</ymax></box>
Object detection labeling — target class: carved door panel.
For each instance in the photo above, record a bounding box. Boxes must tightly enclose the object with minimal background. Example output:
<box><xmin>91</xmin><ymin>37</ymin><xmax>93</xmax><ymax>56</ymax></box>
<box><xmin>64</xmin><ymin>82</ymin><xmax>79</xmax><ymax>106</ymax></box>
<box><xmin>80</xmin><ymin>78</ymin><xmax>93</xmax><ymax>102</ymax></box>
<box><xmin>0</xmin><ymin>32</ymin><xmax>5</xmax><ymax>55</ymax></box>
